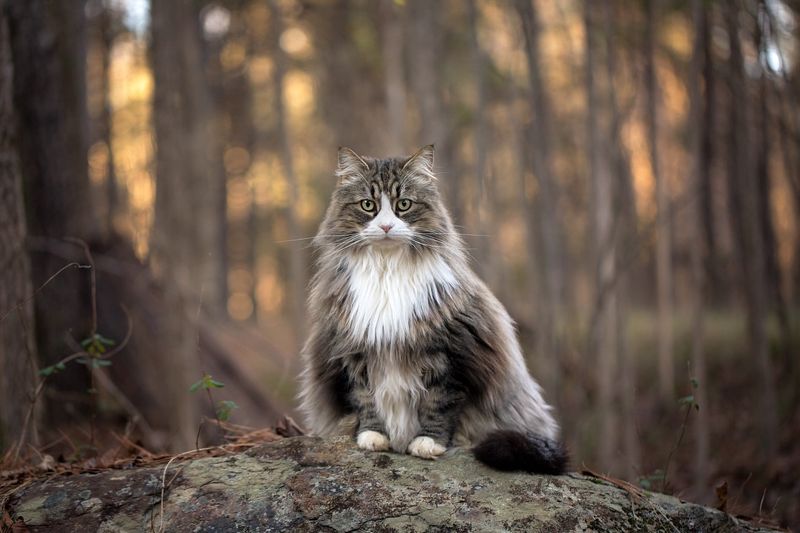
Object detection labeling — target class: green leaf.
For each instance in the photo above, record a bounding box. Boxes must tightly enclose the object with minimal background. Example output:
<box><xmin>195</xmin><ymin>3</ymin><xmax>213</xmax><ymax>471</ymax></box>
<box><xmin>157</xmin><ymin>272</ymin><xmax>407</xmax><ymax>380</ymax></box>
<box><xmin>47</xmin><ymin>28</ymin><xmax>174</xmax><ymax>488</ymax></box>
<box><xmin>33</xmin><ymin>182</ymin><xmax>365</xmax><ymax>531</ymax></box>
<box><xmin>39</xmin><ymin>365</ymin><xmax>57</xmax><ymax>377</ymax></box>
<box><xmin>216</xmin><ymin>400</ymin><xmax>238</xmax><ymax>421</ymax></box>
<box><xmin>80</xmin><ymin>337</ymin><xmax>92</xmax><ymax>348</ymax></box>
<box><xmin>190</xmin><ymin>373</ymin><xmax>225</xmax><ymax>392</ymax></box>
<box><xmin>677</xmin><ymin>395</ymin><xmax>695</xmax><ymax>406</ymax></box>
<box><xmin>690</xmin><ymin>378</ymin><xmax>699</xmax><ymax>389</ymax></box>
<box><xmin>92</xmin><ymin>358</ymin><xmax>112</xmax><ymax>368</ymax></box>
<box><xmin>97</xmin><ymin>334</ymin><xmax>116</xmax><ymax>346</ymax></box>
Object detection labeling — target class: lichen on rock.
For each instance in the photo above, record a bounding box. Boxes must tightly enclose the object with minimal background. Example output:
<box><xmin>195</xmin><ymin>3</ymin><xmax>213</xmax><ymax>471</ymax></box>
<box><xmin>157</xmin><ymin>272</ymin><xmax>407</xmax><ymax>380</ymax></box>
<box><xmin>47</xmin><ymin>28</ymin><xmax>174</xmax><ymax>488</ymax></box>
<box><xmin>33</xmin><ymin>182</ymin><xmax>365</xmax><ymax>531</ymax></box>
<box><xmin>4</xmin><ymin>436</ymin><xmax>778</xmax><ymax>532</ymax></box>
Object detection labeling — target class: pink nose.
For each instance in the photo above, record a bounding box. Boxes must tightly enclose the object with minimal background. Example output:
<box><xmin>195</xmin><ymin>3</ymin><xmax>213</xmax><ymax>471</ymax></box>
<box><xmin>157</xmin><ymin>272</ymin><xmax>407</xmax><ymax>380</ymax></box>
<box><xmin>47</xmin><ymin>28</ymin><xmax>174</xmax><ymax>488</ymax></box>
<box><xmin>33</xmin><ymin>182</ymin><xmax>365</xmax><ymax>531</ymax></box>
<box><xmin>379</xmin><ymin>224</ymin><xmax>393</xmax><ymax>233</ymax></box>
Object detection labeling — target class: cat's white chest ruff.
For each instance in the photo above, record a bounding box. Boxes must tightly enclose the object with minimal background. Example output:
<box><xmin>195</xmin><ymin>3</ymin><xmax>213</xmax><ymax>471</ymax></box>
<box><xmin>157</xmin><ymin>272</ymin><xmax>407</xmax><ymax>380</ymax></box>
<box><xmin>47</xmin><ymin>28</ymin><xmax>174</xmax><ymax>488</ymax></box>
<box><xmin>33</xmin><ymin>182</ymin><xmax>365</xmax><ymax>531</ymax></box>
<box><xmin>345</xmin><ymin>250</ymin><xmax>457</xmax><ymax>345</ymax></box>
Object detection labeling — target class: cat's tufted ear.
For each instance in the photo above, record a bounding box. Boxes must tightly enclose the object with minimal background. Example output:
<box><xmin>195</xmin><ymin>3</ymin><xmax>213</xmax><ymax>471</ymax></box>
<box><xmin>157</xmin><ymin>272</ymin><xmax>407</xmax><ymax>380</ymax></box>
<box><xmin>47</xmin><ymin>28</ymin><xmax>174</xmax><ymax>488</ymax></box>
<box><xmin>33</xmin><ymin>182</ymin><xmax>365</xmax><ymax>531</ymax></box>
<box><xmin>402</xmin><ymin>144</ymin><xmax>436</xmax><ymax>181</ymax></box>
<box><xmin>336</xmin><ymin>147</ymin><xmax>368</xmax><ymax>183</ymax></box>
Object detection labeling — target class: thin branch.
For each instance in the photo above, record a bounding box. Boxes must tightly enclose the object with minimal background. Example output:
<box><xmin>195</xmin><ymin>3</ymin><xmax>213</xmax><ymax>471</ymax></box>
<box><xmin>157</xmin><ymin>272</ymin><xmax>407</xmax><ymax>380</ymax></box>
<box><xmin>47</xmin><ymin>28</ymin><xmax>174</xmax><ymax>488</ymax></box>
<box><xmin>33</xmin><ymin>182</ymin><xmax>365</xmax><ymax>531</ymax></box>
<box><xmin>0</xmin><ymin>262</ymin><xmax>90</xmax><ymax>324</ymax></box>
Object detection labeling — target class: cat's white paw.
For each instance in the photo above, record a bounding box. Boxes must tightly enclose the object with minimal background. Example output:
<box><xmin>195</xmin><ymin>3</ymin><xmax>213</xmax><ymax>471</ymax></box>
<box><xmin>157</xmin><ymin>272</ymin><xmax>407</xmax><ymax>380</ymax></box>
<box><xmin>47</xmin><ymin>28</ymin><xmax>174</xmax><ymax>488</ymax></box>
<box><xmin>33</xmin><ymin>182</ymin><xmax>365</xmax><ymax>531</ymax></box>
<box><xmin>407</xmin><ymin>436</ymin><xmax>446</xmax><ymax>459</ymax></box>
<box><xmin>357</xmin><ymin>430</ymin><xmax>390</xmax><ymax>451</ymax></box>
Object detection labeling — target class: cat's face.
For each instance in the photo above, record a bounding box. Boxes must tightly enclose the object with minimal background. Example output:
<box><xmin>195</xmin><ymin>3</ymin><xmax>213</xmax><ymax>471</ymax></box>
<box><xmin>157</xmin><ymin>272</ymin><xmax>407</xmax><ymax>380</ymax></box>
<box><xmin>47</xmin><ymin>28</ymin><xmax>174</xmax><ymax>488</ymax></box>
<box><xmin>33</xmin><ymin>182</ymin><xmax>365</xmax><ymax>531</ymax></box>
<box><xmin>319</xmin><ymin>146</ymin><xmax>451</xmax><ymax>254</ymax></box>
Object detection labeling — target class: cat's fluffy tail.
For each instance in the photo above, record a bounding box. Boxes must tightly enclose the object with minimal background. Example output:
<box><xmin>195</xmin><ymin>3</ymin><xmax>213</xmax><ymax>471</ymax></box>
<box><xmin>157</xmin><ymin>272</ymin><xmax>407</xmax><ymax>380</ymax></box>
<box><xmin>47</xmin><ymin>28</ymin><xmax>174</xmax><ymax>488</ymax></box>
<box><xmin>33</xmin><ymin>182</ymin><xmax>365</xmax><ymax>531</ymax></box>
<box><xmin>472</xmin><ymin>430</ymin><xmax>568</xmax><ymax>475</ymax></box>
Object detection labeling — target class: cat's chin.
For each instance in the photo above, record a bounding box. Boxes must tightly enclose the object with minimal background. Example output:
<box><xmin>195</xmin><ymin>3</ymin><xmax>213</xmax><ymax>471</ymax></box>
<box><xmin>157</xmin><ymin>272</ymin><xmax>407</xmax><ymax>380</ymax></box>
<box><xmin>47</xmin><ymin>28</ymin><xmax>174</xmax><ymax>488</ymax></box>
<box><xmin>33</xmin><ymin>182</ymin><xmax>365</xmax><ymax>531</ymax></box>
<box><xmin>367</xmin><ymin>236</ymin><xmax>407</xmax><ymax>249</ymax></box>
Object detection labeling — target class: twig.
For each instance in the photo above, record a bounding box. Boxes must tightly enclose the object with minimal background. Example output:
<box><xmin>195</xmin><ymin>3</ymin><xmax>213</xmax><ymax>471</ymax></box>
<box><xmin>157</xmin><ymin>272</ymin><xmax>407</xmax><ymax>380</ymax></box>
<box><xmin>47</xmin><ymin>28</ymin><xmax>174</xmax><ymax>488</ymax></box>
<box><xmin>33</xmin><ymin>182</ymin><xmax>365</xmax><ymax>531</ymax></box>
<box><xmin>0</xmin><ymin>262</ymin><xmax>90</xmax><ymax>323</ymax></box>
<box><xmin>662</xmin><ymin>401</ymin><xmax>693</xmax><ymax>494</ymax></box>
<box><xmin>582</xmin><ymin>467</ymin><xmax>680</xmax><ymax>533</ymax></box>
<box><xmin>64</xmin><ymin>238</ymin><xmax>97</xmax><ymax>334</ymax></box>
<box><xmin>12</xmin><ymin>306</ymin><xmax>133</xmax><ymax>464</ymax></box>
<box><xmin>157</xmin><ymin>446</ymin><xmax>218</xmax><ymax>533</ymax></box>
<box><xmin>582</xmin><ymin>467</ymin><xmax>644</xmax><ymax>501</ymax></box>
<box><xmin>110</xmin><ymin>430</ymin><xmax>155</xmax><ymax>459</ymax></box>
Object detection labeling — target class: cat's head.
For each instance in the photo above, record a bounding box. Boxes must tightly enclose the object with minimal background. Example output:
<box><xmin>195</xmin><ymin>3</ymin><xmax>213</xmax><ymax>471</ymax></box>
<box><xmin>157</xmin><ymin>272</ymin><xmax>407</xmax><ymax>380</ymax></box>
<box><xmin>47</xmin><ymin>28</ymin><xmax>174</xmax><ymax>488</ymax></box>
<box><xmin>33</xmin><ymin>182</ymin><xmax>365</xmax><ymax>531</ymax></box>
<box><xmin>317</xmin><ymin>145</ymin><xmax>454</xmax><ymax>255</ymax></box>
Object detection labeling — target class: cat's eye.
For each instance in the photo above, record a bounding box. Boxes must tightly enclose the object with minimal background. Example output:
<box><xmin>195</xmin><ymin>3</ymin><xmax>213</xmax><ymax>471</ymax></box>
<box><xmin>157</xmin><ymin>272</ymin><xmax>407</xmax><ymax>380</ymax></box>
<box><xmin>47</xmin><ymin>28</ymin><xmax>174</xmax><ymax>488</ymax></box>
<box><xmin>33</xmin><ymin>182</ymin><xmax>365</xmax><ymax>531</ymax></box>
<box><xmin>360</xmin><ymin>199</ymin><xmax>376</xmax><ymax>212</ymax></box>
<box><xmin>396</xmin><ymin>198</ymin><xmax>412</xmax><ymax>212</ymax></box>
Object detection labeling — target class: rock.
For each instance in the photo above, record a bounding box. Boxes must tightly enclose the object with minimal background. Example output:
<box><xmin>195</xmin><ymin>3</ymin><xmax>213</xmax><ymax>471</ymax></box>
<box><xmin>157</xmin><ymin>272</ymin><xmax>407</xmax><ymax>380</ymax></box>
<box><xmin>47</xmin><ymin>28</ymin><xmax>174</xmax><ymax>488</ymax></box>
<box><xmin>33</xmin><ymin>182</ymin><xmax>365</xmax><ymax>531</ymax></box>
<box><xmin>4</xmin><ymin>436</ymin><xmax>777</xmax><ymax>532</ymax></box>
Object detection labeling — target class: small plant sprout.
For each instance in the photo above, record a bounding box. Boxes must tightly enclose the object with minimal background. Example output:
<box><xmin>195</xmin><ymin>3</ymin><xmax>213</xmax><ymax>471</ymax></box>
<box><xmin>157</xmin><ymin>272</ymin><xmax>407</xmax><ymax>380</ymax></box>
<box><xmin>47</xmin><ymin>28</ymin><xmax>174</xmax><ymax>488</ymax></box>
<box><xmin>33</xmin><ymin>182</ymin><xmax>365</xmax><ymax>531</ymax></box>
<box><xmin>189</xmin><ymin>373</ymin><xmax>225</xmax><ymax>392</ymax></box>
<box><xmin>216</xmin><ymin>400</ymin><xmax>239</xmax><ymax>422</ymax></box>
<box><xmin>189</xmin><ymin>372</ymin><xmax>237</xmax><ymax>447</ymax></box>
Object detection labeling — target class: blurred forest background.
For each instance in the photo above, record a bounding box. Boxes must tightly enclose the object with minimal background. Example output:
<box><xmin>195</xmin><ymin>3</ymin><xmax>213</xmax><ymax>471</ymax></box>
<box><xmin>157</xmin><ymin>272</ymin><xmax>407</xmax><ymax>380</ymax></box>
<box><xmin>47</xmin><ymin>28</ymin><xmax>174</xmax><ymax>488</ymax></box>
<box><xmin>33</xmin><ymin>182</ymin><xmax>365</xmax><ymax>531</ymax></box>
<box><xmin>1</xmin><ymin>0</ymin><xmax>798</xmax><ymax>528</ymax></box>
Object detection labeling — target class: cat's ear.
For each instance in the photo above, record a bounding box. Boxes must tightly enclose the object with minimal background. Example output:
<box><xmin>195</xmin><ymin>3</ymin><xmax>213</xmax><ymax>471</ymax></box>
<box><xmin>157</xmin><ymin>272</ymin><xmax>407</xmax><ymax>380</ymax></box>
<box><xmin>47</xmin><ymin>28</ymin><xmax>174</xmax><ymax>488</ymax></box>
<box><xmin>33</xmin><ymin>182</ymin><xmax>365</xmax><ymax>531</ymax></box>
<box><xmin>336</xmin><ymin>147</ymin><xmax>368</xmax><ymax>183</ymax></box>
<box><xmin>402</xmin><ymin>144</ymin><xmax>436</xmax><ymax>181</ymax></box>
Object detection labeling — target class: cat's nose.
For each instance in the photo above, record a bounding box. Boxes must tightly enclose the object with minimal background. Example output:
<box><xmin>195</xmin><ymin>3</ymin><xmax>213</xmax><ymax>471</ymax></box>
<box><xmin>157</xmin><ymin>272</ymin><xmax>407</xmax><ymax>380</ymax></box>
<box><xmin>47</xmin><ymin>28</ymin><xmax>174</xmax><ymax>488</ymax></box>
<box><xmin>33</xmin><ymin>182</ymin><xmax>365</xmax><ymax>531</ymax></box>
<box><xmin>379</xmin><ymin>223</ymin><xmax>394</xmax><ymax>233</ymax></box>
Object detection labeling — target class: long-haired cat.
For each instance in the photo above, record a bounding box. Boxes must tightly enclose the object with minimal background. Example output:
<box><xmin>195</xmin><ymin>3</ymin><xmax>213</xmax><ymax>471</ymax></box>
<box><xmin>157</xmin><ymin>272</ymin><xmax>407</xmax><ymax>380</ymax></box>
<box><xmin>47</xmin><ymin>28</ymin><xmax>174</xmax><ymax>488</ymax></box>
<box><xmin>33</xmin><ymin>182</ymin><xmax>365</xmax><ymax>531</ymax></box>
<box><xmin>298</xmin><ymin>145</ymin><xmax>567</xmax><ymax>474</ymax></box>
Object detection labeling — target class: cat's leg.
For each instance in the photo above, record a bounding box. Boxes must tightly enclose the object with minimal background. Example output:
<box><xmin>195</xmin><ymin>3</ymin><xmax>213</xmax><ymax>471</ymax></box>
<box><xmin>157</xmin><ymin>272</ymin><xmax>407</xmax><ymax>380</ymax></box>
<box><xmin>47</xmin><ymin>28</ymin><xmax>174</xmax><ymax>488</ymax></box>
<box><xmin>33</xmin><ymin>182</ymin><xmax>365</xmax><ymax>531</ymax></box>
<box><xmin>352</xmin><ymin>384</ymin><xmax>390</xmax><ymax>452</ymax></box>
<box><xmin>408</xmin><ymin>368</ymin><xmax>463</xmax><ymax>460</ymax></box>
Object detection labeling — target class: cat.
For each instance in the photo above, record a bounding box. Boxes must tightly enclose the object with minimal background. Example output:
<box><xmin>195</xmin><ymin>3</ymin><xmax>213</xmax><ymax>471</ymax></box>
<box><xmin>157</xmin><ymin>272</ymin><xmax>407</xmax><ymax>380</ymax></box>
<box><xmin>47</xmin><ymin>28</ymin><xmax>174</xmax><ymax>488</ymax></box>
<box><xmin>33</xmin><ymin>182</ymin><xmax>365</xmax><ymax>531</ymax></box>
<box><xmin>297</xmin><ymin>145</ymin><xmax>567</xmax><ymax>474</ymax></box>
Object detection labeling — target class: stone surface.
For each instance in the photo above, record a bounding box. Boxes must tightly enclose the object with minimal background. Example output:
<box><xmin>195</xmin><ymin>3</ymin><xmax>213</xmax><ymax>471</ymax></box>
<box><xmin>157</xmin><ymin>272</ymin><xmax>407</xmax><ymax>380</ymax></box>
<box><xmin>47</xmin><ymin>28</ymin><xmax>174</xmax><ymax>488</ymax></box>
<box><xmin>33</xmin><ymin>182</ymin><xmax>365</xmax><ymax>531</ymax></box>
<box><xmin>5</xmin><ymin>436</ymin><xmax>777</xmax><ymax>532</ymax></box>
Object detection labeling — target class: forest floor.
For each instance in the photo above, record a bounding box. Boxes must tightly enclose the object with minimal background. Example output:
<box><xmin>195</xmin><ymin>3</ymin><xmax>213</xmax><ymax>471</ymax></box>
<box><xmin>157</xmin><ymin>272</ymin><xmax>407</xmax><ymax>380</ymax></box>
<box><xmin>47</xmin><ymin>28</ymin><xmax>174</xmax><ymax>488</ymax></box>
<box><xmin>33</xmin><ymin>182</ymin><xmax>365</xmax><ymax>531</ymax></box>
<box><xmin>593</xmin><ymin>309</ymin><xmax>800</xmax><ymax>530</ymax></box>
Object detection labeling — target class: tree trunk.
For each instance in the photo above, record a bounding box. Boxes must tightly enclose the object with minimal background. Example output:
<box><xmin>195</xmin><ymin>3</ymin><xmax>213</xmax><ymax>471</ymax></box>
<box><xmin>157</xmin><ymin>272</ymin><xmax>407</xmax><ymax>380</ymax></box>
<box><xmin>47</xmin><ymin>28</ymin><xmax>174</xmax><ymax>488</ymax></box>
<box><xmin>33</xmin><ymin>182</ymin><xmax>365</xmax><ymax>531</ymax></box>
<box><xmin>4</xmin><ymin>0</ymin><xmax>95</xmax><ymax>422</ymax></box>
<box><xmin>409</xmin><ymin>0</ymin><xmax>459</xmax><ymax>226</ymax></box>
<box><xmin>515</xmin><ymin>0</ymin><xmax>565</xmax><ymax>397</ymax></box>
<box><xmin>150</xmin><ymin>0</ymin><xmax>223</xmax><ymax>450</ymax></box>
<box><xmin>3</xmin><ymin>437</ymin><xmax>780</xmax><ymax>532</ymax></box>
<box><xmin>645</xmin><ymin>0</ymin><xmax>675</xmax><ymax>402</ymax></box>
<box><xmin>468</xmin><ymin>0</ymin><xmax>497</xmax><ymax>288</ymax></box>
<box><xmin>723</xmin><ymin>1</ymin><xmax>777</xmax><ymax>456</ymax></box>
<box><xmin>699</xmin><ymin>6</ymin><xmax>719</xmax><ymax>303</ymax></box>
<box><xmin>689</xmin><ymin>0</ymin><xmax>710</xmax><ymax>502</ymax></box>
<box><xmin>584</xmin><ymin>0</ymin><xmax>619</xmax><ymax>473</ymax></box>
<box><xmin>753</xmin><ymin>3</ymin><xmax>791</xmax><ymax>347</ymax></box>
<box><xmin>604</xmin><ymin>0</ymin><xmax>640</xmax><ymax>479</ymax></box>
<box><xmin>380</xmin><ymin>0</ymin><xmax>407</xmax><ymax>155</ymax></box>
<box><xmin>87</xmin><ymin>2</ymin><xmax>119</xmax><ymax>238</ymax></box>
<box><xmin>0</xmin><ymin>9</ymin><xmax>39</xmax><ymax>452</ymax></box>
<box><xmin>268</xmin><ymin>0</ymin><xmax>306</xmax><ymax>350</ymax></box>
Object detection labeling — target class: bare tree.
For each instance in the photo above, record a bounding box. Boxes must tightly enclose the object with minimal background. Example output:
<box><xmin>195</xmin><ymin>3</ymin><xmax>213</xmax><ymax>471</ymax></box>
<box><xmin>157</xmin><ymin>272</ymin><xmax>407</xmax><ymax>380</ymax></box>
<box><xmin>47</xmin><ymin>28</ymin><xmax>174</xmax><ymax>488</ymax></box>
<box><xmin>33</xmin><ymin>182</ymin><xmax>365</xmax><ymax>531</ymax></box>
<box><xmin>754</xmin><ymin>1</ymin><xmax>791</xmax><ymax>344</ymax></box>
<box><xmin>585</xmin><ymin>0</ymin><xmax>619</xmax><ymax>472</ymax></box>
<box><xmin>150</xmin><ymin>0</ymin><xmax>226</xmax><ymax>449</ymax></box>
<box><xmin>268</xmin><ymin>0</ymin><xmax>306</xmax><ymax>348</ymax></box>
<box><xmin>380</xmin><ymin>0</ymin><xmax>407</xmax><ymax>155</ymax></box>
<box><xmin>515</xmin><ymin>0</ymin><xmax>566</xmax><ymax>394</ymax></box>
<box><xmin>689</xmin><ymin>0</ymin><xmax>710</xmax><ymax>500</ymax></box>
<box><xmin>605</xmin><ymin>0</ymin><xmax>640</xmax><ymax>479</ymax></box>
<box><xmin>87</xmin><ymin>1</ymin><xmax>120</xmax><ymax>237</ymax></box>
<box><xmin>645</xmin><ymin>0</ymin><xmax>675</xmax><ymax>402</ymax></box>
<box><xmin>468</xmin><ymin>0</ymin><xmax>498</xmax><ymax>287</ymax></box>
<box><xmin>0</xmin><ymin>9</ymin><xmax>39</xmax><ymax>451</ymax></box>
<box><xmin>724</xmin><ymin>0</ymin><xmax>777</xmax><ymax>455</ymax></box>
<box><xmin>409</xmin><ymin>0</ymin><xmax>459</xmax><ymax>225</ymax></box>
<box><xmin>5</xmin><ymin>0</ymin><xmax>96</xmax><ymax>421</ymax></box>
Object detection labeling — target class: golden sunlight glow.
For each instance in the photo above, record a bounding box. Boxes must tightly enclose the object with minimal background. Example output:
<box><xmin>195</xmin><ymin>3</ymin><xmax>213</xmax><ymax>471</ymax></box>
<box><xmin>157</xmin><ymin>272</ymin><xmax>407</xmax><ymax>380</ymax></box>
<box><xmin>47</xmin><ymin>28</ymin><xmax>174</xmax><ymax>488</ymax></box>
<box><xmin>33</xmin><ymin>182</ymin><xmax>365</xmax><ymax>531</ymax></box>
<box><xmin>248</xmin><ymin>55</ymin><xmax>274</xmax><ymax>85</ymax></box>
<box><xmin>109</xmin><ymin>35</ymin><xmax>154</xmax><ymax>258</ymax></box>
<box><xmin>284</xmin><ymin>70</ymin><xmax>315</xmax><ymax>120</ymax></box>
<box><xmin>88</xmin><ymin>141</ymin><xmax>110</xmax><ymax>185</ymax></box>
<box><xmin>280</xmin><ymin>27</ymin><xmax>312</xmax><ymax>58</ymax></box>
<box><xmin>225</xmin><ymin>146</ymin><xmax>251</xmax><ymax>175</ymax></box>
<box><xmin>228</xmin><ymin>292</ymin><xmax>254</xmax><ymax>321</ymax></box>
<box><xmin>257</xmin><ymin>256</ymin><xmax>285</xmax><ymax>314</ymax></box>
<box><xmin>623</xmin><ymin>119</ymin><xmax>656</xmax><ymax>222</ymax></box>
<box><xmin>227</xmin><ymin>177</ymin><xmax>252</xmax><ymax>222</ymax></box>
<box><xmin>221</xmin><ymin>40</ymin><xmax>247</xmax><ymax>71</ymax></box>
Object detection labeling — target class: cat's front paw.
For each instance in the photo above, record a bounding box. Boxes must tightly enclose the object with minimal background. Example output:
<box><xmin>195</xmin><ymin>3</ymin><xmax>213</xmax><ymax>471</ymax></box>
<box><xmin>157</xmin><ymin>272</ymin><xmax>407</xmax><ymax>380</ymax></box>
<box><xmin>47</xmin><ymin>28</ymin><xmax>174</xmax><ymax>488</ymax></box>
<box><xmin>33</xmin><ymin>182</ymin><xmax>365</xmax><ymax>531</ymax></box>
<box><xmin>357</xmin><ymin>430</ymin><xmax>390</xmax><ymax>451</ymax></box>
<box><xmin>407</xmin><ymin>436</ymin><xmax>446</xmax><ymax>459</ymax></box>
